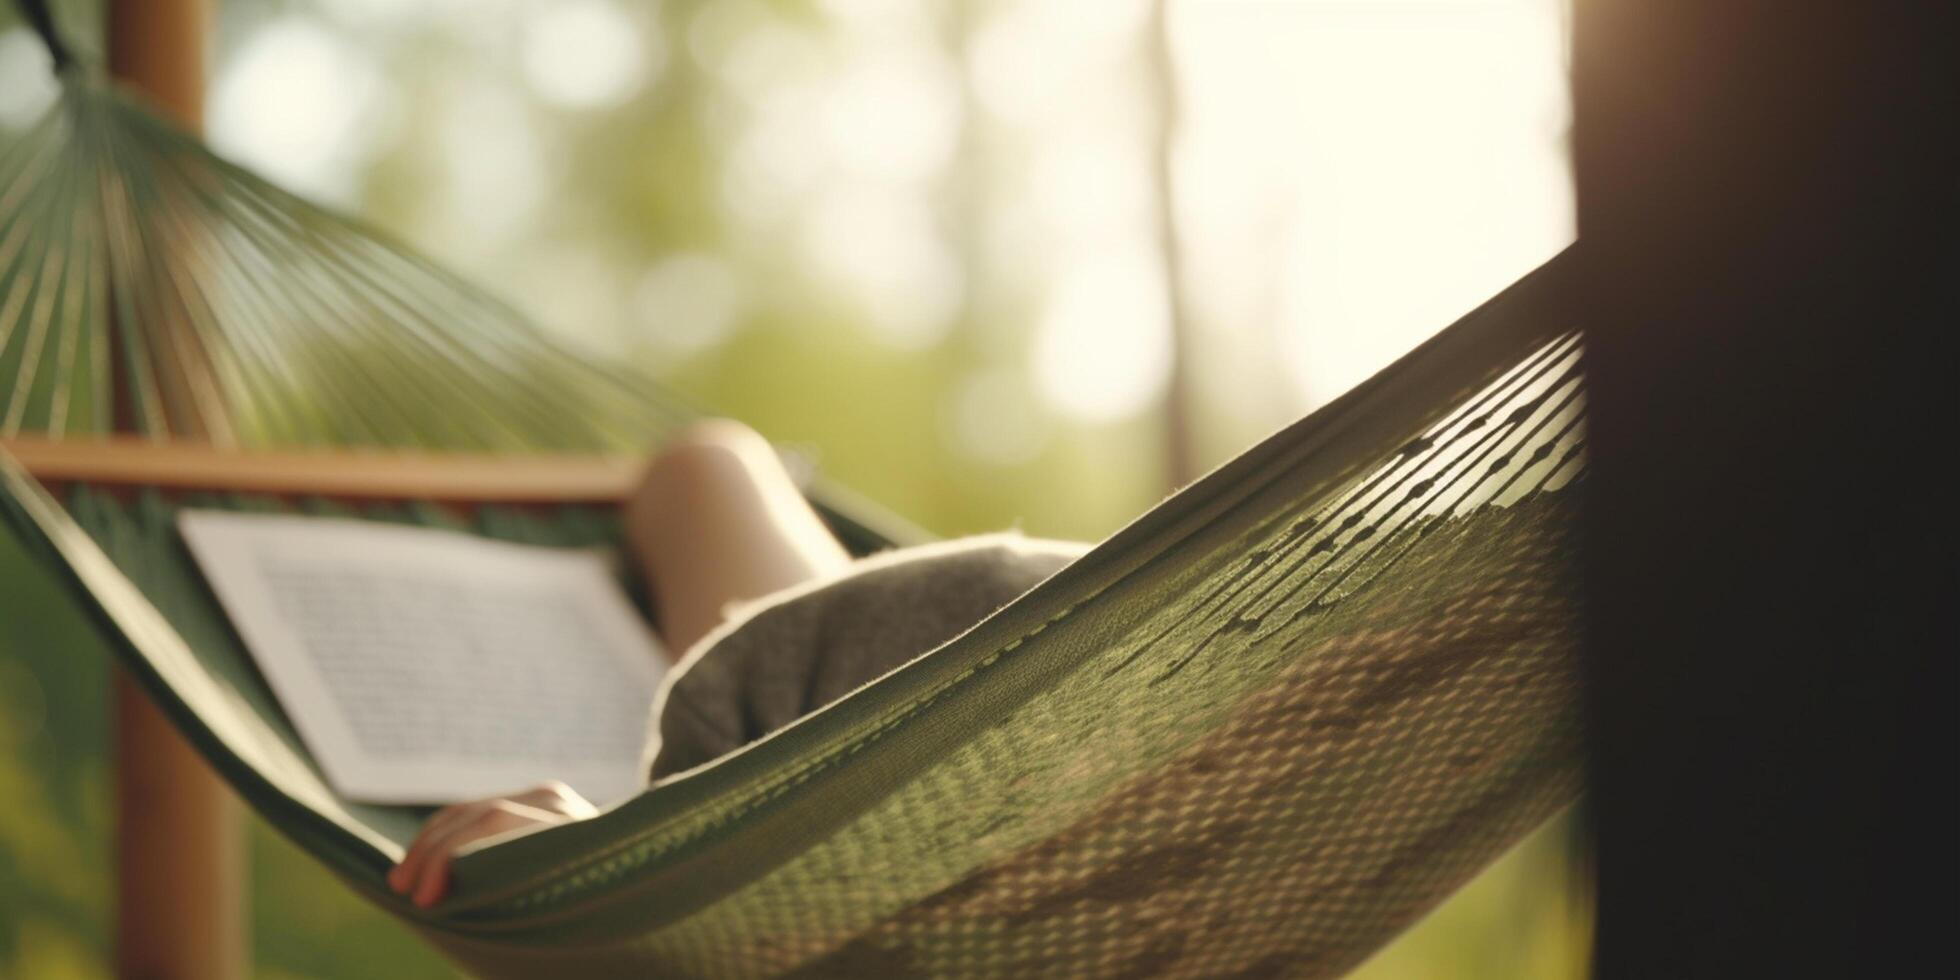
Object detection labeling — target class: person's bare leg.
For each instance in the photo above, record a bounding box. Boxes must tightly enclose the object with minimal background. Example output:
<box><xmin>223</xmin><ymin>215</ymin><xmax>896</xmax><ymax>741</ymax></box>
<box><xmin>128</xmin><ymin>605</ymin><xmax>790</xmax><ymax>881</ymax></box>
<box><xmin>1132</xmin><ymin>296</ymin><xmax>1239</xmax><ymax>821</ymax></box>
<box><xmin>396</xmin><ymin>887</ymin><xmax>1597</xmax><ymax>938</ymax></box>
<box><xmin>391</xmin><ymin>420</ymin><xmax>850</xmax><ymax>907</ymax></box>
<box><xmin>623</xmin><ymin>419</ymin><xmax>852</xmax><ymax>657</ymax></box>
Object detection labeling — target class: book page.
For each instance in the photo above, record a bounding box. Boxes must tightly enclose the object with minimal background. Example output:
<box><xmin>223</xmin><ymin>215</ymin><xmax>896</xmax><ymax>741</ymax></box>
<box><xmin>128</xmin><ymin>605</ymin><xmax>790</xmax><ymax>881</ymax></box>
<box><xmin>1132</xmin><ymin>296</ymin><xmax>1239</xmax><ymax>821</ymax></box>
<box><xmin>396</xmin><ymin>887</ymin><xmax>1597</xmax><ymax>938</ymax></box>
<box><xmin>177</xmin><ymin>510</ymin><xmax>666</xmax><ymax>807</ymax></box>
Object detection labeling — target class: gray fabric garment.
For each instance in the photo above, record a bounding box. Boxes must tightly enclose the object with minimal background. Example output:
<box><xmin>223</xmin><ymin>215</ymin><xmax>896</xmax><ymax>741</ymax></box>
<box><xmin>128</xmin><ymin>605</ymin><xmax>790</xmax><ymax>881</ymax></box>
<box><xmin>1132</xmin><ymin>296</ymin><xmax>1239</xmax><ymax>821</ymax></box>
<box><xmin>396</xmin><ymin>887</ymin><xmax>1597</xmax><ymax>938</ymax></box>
<box><xmin>645</xmin><ymin>533</ymin><xmax>1087</xmax><ymax>781</ymax></box>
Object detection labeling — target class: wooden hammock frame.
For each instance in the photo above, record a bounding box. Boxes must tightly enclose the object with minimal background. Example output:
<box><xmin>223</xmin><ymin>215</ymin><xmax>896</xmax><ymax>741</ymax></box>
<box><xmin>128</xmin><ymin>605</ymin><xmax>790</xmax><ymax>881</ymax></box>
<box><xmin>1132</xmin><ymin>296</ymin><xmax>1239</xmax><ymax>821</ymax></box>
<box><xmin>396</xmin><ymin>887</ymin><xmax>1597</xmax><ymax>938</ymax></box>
<box><xmin>3</xmin><ymin>437</ymin><xmax>642</xmax><ymax>505</ymax></box>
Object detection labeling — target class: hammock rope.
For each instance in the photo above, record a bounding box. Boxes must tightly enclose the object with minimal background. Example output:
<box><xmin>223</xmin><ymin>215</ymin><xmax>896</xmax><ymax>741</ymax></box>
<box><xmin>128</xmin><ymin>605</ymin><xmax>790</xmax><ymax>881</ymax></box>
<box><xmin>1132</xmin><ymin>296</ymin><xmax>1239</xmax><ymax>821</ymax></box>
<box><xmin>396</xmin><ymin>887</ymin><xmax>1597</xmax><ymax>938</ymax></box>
<box><xmin>0</xmin><ymin>35</ymin><xmax>1587</xmax><ymax>980</ymax></box>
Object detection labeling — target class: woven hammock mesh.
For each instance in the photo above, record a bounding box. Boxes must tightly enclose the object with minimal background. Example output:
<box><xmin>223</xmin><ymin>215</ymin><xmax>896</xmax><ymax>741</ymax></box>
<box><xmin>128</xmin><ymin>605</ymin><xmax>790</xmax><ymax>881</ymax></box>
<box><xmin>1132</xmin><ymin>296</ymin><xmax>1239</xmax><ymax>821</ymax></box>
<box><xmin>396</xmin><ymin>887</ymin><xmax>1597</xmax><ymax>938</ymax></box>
<box><xmin>0</xmin><ymin>74</ymin><xmax>1587</xmax><ymax>979</ymax></box>
<box><xmin>0</xmin><ymin>79</ymin><xmax>686</xmax><ymax>449</ymax></box>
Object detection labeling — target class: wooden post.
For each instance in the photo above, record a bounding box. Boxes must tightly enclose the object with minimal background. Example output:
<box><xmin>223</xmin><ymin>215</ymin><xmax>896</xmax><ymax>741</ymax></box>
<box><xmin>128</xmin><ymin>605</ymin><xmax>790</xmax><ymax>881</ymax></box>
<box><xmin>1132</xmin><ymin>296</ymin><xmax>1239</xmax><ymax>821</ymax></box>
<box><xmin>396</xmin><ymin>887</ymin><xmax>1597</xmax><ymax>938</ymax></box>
<box><xmin>111</xmin><ymin>674</ymin><xmax>246</xmax><ymax>980</ymax></box>
<box><xmin>1147</xmin><ymin>0</ymin><xmax>1199</xmax><ymax>492</ymax></box>
<box><xmin>107</xmin><ymin>0</ymin><xmax>207</xmax><ymax>127</ymax></box>
<box><xmin>104</xmin><ymin>1</ymin><xmax>249</xmax><ymax>978</ymax></box>
<box><xmin>1574</xmin><ymin>2</ymin><xmax>1953</xmax><ymax>977</ymax></box>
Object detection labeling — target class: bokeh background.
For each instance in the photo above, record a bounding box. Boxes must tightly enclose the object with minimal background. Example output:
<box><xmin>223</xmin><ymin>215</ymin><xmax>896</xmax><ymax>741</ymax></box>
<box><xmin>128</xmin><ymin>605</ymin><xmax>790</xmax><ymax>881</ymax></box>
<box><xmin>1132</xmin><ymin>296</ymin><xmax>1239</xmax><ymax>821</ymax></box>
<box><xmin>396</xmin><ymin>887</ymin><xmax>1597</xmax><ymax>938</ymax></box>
<box><xmin>0</xmin><ymin>0</ymin><xmax>1579</xmax><ymax>975</ymax></box>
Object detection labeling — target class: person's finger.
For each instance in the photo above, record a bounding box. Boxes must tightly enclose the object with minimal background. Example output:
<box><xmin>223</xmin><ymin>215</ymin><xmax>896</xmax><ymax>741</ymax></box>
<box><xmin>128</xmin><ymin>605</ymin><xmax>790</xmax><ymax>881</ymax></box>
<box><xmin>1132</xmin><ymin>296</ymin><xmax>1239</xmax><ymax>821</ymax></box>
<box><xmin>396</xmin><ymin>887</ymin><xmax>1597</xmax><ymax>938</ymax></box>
<box><xmin>509</xmin><ymin>781</ymin><xmax>597</xmax><ymax>818</ymax></box>
<box><xmin>391</xmin><ymin>785</ymin><xmax>595</xmax><ymax>899</ymax></box>
<box><xmin>390</xmin><ymin>802</ymin><xmax>488</xmax><ymax>894</ymax></box>
<box><xmin>408</xmin><ymin>811</ymin><xmax>500</xmax><ymax>909</ymax></box>
<box><xmin>392</xmin><ymin>802</ymin><xmax>483</xmax><ymax>892</ymax></box>
<box><xmin>409</xmin><ymin>801</ymin><xmax>563</xmax><ymax>909</ymax></box>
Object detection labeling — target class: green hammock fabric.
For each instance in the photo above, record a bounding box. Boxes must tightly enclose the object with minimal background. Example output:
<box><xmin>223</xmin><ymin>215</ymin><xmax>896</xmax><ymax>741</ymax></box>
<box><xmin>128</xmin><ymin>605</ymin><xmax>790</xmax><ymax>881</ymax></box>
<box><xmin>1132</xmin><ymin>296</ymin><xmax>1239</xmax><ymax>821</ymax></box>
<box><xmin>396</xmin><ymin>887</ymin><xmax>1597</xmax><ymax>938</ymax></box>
<box><xmin>0</xmin><ymin>73</ymin><xmax>1586</xmax><ymax>979</ymax></box>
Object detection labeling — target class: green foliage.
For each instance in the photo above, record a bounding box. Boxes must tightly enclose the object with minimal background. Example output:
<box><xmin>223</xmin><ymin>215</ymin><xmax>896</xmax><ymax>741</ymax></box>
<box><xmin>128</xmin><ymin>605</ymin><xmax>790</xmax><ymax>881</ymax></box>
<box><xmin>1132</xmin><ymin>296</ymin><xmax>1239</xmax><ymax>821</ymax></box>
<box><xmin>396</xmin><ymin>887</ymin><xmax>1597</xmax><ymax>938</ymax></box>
<box><xmin>0</xmin><ymin>522</ymin><xmax>110</xmax><ymax>978</ymax></box>
<box><xmin>0</xmin><ymin>523</ymin><xmax>458</xmax><ymax>978</ymax></box>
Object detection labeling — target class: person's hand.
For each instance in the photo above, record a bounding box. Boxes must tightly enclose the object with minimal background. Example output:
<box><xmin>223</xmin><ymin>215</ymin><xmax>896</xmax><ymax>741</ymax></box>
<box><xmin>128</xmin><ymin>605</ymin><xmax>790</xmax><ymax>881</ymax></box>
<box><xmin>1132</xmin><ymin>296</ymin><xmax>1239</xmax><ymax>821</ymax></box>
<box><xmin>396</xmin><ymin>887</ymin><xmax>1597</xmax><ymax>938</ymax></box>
<box><xmin>387</xmin><ymin>781</ymin><xmax>596</xmax><ymax>908</ymax></box>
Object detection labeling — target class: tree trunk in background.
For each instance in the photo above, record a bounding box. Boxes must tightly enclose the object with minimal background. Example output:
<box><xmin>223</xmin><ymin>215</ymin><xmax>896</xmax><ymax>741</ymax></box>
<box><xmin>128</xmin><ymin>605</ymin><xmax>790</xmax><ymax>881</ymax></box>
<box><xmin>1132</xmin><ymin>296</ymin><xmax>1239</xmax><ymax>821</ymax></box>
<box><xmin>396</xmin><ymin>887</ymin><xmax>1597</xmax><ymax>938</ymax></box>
<box><xmin>105</xmin><ymin>1</ymin><xmax>249</xmax><ymax>977</ymax></box>
<box><xmin>1148</xmin><ymin>0</ymin><xmax>1199</xmax><ymax>491</ymax></box>
<box><xmin>1574</xmin><ymin>2</ymin><xmax>1954</xmax><ymax>976</ymax></box>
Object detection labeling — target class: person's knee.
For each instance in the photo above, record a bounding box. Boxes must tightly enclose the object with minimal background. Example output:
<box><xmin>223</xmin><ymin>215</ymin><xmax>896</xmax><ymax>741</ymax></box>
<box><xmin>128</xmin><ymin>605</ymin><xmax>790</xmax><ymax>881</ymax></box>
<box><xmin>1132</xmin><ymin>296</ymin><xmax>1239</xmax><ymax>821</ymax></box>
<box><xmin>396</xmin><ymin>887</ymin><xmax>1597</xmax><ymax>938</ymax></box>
<box><xmin>627</xmin><ymin>420</ymin><xmax>771</xmax><ymax>527</ymax></box>
<box><xmin>660</xmin><ymin>419</ymin><xmax>771</xmax><ymax>462</ymax></box>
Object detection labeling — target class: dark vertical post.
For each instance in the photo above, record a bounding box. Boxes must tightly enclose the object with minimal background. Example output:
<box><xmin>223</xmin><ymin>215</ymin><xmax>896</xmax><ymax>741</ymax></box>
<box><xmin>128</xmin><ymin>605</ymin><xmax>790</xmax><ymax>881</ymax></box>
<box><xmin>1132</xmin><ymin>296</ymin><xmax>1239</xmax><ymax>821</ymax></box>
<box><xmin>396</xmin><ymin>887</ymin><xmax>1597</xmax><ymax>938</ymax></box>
<box><xmin>104</xmin><ymin>0</ymin><xmax>250</xmax><ymax>977</ymax></box>
<box><xmin>1572</xmin><ymin>2</ymin><xmax>1954</xmax><ymax>976</ymax></box>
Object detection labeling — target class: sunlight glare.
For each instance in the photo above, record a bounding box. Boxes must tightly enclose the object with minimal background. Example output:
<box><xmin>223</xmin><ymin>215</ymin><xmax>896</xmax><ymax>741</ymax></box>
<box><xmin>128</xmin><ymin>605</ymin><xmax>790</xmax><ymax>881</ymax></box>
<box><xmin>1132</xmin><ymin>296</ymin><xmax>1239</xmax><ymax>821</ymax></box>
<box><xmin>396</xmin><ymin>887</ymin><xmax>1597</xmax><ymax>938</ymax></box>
<box><xmin>1031</xmin><ymin>248</ymin><xmax>1173</xmax><ymax>423</ymax></box>
<box><xmin>802</xmin><ymin>184</ymin><xmax>963</xmax><ymax>350</ymax></box>
<box><xmin>946</xmin><ymin>367</ymin><xmax>1051</xmax><ymax>466</ymax></box>
<box><xmin>1030</xmin><ymin>136</ymin><xmax>1156</xmax><ymax>248</ymax></box>
<box><xmin>209</xmin><ymin>17</ymin><xmax>388</xmax><ymax>206</ymax></box>
<box><xmin>821</xmin><ymin>44</ymin><xmax>962</xmax><ymax>183</ymax></box>
<box><xmin>522</xmin><ymin>245</ymin><xmax>627</xmax><ymax>355</ymax></box>
<box><xmin>0</xmin><ymin>29</ymin><xmax>58</xmax><ymax>131</ymax></box>
<box><xmin>968</xmin><ymin>0</ymin><xmax>1151</xmax><ymax>127</ymax></box>
<box><xmin>521</xmin><ymin>0</ymin><xmax>658</xmax><ymax>110</ymax></box>
<box><xmin>1170</xmin><ymin>0</ymin><xmax>1573</xmax><ymax>410</ymax></box>
<box><xmin>632</xmin><ymin>253</ymin><xmax>744</xmax><ymax>356</ymax></box>
<box><xmin>721</xmin><ymin>75</ymin><xmax>824</xmax><ymax>230</ymax></box>
<box><xmin>436</xmin><ymin>81</ymin><xmax>547</xmax><ymax>249</ymax></box>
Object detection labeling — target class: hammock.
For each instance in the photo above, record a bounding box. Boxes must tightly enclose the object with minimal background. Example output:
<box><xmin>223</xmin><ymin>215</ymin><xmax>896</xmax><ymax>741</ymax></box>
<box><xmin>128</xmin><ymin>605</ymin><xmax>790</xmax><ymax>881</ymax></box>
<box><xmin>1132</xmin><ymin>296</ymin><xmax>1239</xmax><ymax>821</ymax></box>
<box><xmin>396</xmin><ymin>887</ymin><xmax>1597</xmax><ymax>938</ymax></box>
<box><xmin>0</xmin><ymin>64</ymin><xmax>1586</xmax><ymax>980</ymax></box>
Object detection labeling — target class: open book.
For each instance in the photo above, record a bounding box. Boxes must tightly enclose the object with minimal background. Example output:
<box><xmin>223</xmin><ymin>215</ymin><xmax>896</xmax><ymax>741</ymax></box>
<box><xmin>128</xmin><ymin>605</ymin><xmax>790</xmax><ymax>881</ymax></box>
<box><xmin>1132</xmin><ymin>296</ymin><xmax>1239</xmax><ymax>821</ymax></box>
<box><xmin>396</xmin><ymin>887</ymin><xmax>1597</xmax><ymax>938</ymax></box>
<box><xmin>178</xmin><ymin>510</ymin><xmax>667</xmax><ymax>808</ymax></box>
